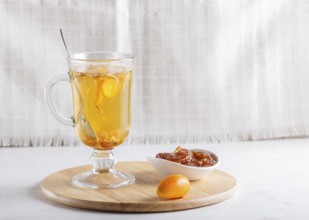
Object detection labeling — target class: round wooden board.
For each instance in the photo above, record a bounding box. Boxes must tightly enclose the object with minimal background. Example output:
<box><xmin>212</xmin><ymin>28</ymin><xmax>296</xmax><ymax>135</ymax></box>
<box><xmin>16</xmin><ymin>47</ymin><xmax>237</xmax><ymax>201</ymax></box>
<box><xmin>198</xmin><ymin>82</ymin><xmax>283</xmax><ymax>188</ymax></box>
<box><xmin>41</xmin><ymin>161</ymin><xmax>237</xmax><ymax>212</ymax></box>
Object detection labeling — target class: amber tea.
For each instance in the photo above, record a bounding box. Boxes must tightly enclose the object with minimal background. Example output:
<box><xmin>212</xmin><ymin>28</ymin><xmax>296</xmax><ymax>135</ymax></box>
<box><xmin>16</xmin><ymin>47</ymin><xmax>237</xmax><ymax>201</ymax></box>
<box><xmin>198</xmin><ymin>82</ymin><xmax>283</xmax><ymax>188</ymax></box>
<box><xmin>70</xmin><ymin>65</ymin><xmax>132</xmax><ymax>150</ymax></box>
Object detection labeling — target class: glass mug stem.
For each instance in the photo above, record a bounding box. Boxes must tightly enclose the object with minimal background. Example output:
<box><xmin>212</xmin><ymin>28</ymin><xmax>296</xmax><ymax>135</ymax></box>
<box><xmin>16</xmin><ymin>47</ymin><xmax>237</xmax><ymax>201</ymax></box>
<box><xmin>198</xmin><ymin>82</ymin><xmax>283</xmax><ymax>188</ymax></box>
<box><xmin>91</xmin><ymin>150</ymin><xmax>116</xmax><ymax>173</ymax></box>
<box><xmin>44</xmin><ymin>51</ymin><xmax>135</xmax><ymax>189</ymax></box>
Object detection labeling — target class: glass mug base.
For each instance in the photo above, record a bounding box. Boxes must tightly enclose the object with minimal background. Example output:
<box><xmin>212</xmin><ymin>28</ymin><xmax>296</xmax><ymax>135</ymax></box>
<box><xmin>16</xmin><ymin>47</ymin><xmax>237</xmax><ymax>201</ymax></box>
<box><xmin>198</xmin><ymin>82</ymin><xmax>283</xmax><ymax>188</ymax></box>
<box><xmin>72</xmin><ymin>169</ymin><xmax>135</xmax><ymax>189</ymax></box>
<box><xmin>70</xmin><ymin>149</ymin><xmax>135</xmax><ymax>189</ymax></box>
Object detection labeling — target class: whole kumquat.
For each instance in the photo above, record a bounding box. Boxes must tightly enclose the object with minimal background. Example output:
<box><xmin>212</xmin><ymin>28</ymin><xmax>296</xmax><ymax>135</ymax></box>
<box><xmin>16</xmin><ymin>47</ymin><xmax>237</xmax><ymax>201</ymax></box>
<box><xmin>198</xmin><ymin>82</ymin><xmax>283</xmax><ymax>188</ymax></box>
<box><xmin>156</xmin><ymin>174</ymin><xmax>190</xmax><ymax>199</ymax></box>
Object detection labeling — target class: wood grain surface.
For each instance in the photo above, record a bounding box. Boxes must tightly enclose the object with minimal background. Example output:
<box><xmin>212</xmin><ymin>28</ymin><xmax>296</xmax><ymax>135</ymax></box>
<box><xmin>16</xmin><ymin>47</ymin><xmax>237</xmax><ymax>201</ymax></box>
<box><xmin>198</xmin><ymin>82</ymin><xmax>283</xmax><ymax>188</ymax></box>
<box><xmin>41</xmin><ymin>161</ymin><xmax>237</xmax><ymax>212</ymax></box>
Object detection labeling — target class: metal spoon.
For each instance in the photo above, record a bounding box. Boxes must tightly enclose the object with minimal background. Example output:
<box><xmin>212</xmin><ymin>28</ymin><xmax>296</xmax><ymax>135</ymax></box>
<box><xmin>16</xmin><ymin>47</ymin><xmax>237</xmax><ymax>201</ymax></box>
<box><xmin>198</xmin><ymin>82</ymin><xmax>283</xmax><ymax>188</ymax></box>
<box><xmin>60</xmin><ymin>29</ymin><xmax>97</xmax><ymax>140</ymax></box>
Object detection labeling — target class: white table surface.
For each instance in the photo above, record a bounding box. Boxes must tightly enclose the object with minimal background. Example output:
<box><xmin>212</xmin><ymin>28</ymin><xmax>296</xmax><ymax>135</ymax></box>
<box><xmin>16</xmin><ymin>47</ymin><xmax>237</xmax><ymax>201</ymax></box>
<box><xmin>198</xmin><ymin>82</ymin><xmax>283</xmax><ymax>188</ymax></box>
<box><xmin>1</xmin><ymin>138</ymin><xmax>309</xmax><ymax>220</ymax></box>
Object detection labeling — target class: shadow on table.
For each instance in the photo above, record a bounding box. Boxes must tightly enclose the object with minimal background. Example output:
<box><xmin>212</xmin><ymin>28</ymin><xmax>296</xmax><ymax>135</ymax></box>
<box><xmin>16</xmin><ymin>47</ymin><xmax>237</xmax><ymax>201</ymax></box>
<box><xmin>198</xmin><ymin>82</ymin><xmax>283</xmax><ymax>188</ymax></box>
<box><xmin>30</xmin><ymin>183</ymin><xmax>96</xmax><ymax>213</ymax></box>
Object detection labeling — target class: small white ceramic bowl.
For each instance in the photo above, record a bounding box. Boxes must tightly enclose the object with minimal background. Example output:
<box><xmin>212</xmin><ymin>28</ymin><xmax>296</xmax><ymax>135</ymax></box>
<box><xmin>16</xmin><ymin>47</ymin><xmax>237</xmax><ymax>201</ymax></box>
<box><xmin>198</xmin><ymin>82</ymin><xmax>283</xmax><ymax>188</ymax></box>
<box><xmin>147</xmin><ymin>149</ymin><xmax>220</xmax><ymax>181</ymax></box>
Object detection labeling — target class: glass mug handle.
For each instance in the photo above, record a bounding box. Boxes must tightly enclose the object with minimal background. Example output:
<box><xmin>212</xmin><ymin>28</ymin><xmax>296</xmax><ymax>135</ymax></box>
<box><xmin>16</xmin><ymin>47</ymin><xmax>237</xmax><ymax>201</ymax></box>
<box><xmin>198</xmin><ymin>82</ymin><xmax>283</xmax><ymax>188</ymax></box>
<box><xmin>44</xmin><ymin>74</ymin><xmax>74</xmax><ymax>126</ymax></box>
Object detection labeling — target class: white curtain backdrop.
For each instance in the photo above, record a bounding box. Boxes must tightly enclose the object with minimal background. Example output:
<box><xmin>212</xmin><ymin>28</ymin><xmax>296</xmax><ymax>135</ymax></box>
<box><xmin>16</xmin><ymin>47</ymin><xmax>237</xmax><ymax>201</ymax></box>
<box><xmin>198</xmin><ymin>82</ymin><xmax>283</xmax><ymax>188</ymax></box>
<box><xmin>1</xmin><ymin>0</ymin><xmax>309</xmax><ymax>146</ymax></box>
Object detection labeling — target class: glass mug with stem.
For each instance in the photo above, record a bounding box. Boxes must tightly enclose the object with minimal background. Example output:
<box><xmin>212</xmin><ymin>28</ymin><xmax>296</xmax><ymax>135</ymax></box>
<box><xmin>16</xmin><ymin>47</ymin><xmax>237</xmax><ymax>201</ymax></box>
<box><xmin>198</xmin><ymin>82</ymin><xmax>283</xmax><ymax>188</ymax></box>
<box><xmin>45</xmin><ymin>51</ymin><xmax>135</xmax><ymax>189</ymax></box>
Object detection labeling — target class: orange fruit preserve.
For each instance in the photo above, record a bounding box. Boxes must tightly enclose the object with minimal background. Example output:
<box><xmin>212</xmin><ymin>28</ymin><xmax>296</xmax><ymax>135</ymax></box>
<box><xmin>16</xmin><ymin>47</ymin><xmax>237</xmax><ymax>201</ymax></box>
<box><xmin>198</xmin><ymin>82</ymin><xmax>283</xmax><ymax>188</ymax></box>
<box><xmin>156</xmin><ymin>174</ymin><xmax>190</xmax><ymax>199</ymax></box>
